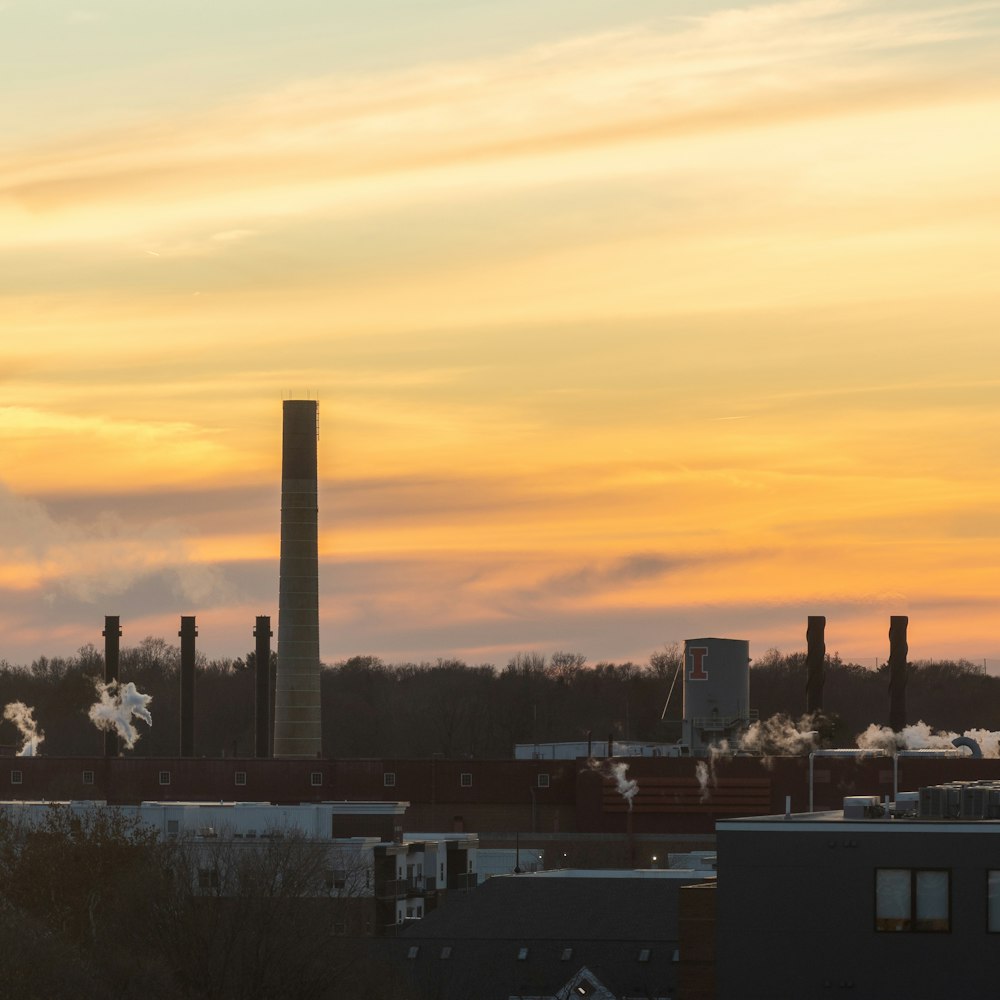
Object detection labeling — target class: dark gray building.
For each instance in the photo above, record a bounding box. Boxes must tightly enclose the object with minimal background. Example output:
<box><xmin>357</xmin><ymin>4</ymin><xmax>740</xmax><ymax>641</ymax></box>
<box><xmin>717</xmin><ymin>792</ymin><xmax>1000</xmax><ymax>999</ymax></box>
<box><xmin>388</xmin><ymin>869</ymin><xmax>712</xmax><ymax>1000</ymax></box>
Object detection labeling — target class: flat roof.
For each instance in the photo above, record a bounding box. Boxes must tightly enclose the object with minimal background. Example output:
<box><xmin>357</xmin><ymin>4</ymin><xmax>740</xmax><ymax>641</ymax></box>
<box><xmin>719</xmin><ymin>812</ymin><xmax>1000</xmax><ymax>833</ymax></box>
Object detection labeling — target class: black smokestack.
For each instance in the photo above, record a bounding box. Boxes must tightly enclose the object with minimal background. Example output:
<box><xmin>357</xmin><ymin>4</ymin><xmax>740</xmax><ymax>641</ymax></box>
<box><xmin>102</xmin><ymin>615</ymin><xmax>121</xmax><ymax>758</ymax></box>
<box><xmin>254</xmin><ymin>615</ymin><xmax>272</xmax><ymax>758</ymax></box>
<box><xmin>179</xmin><ymin>615</ymin><xmax>197</xmax><ymax>757</ymax></box>
<box><xmin>805</xmin><ymin>616</ymin><xmax>826</xmax><ymax>714</ymax></box>
<box><xmin>274</xmin><ymin>400</ymin><xmax>322</xmax><ymax>757</ymax></box>
<box><xmin>888</xmin><ymin>615</ymin><xmax>908</xmax><ymax>732</ymax></box>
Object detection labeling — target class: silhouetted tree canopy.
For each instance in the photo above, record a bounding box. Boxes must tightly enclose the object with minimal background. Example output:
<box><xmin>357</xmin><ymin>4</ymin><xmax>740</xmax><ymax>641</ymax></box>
<box><xmin>2</xmin><ymin>640</ymin><xmax>999</xmax><ymax>758</ymax></box>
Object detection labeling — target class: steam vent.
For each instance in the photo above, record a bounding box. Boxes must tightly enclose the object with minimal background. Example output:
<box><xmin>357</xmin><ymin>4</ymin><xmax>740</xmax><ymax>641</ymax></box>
<box><xmin>273</xmin><ymin>400</ymin><xmax>322</xmax><ymax>757</ymax></box>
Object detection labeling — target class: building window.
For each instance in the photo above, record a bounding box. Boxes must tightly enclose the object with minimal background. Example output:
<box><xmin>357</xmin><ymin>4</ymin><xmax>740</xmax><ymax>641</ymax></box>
<box><xmin>166</xmin><ymin>819</ymin><xmax>179</xmax><ymax>838</ymax></box>
<box><xmin>537</xmin><ymin>773</ymin><xmax>550</xmax><ymax>788</ymax></box>
<box><xmin>10</xmin><ymin>770</ymin><xmax>22</xmax><ymax>785</ymax></box>
<box><xmin>310</xmin><ymin>771</ymin><xmax>323</xmax><ymax>787</ymax></box>
<box><xmin>638</xmin><ymin>948</ymin><xmax>651</xmax><ymax>962</ymax></box>
<box><xmin>407</xmin><ymin>946</ymin><xmax>419</xmax><ymax>959</ymax></box>
<box><xmin>440</xmin><ymin>946</ymin><xmax>452</xmax><ymax>959</ymax></box>
<box><xmin>875</xmin><ymin>868</ymin><xmax>950</xmax><ymax>932</ymax></box>
<box><xmin>517</xmin><ymin>947</ymin><xmax>529</xmax><ymax>961</ymax></box>
<box><xmin>560</xmin><ymin>947</ymin><xmax>573</xmax><ymax>961</ymax></box>
<box><xmin>383</xmin><ymin>772</ymin><xmax>396</xmax><ymax>788</ymax></box>
<box><xmin>158</xmin><ymin>770</ymin><xmax>171</xmax><ymax>786</ymax></box>
<box><xmin>460</xmin><ymin>772</ymin><xmax>472</xmax><ymax>788</ymax></box>
<box><xmin>234</xmin><ymin>771</ymin><xmax>247</xmax><ymax>786</ymax></box>
<box><xmin>82</xmin><ymin>770</ymin><xmax>95</xmax><ymax>785</ymax></box>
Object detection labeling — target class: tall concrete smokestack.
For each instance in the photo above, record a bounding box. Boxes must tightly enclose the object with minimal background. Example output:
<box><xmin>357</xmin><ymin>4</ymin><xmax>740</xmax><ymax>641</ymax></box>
<box><xmin>179</xmin><ymin>615</ymin><xmax>197</xmax><ymax>757</ymax></box>
<box><xmin>102</xmin><ymin>615</ymin><xmax>121</xmax><ymax>757</ymax></box>
<box><xmin>254</xmin><ymin>615</ymin><xmax>272</xmax><ymax>758</ymax></box>
<box><xmin>274</xmin><ymin>400</ymin><xmax>322</xmax><ymax>757</ymax></box>
<box><xmin>805</xmin><ymin>616</ymin><xmax>826</xmax><ymax>714</ymax></box>
<box><xmin>888</xmin><ymin>615</ymin><xmax>909</xmax><ymax>732</ymax></box>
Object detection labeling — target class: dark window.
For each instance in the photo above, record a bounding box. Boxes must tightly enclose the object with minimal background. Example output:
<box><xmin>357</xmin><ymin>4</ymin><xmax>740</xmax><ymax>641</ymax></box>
<box><xmin>82</xmin><ymin>770</ymin><xmax>95</xmax><ymax>785</ymax></box>
<box><xmin>234</xmin><ymin>771</ymin><xmax>247</xmax><ymax>786</ymax></box>
<box><xmin>310</xmin><ymin>771</ymin><xmax>323</xmax><ymax>787</ymax></box>
<box><xmin>198</xmin><ymin>867</ymin><xmax>220</xmax><ymax>890</ymax></box>
<box><xmin>383</xmin><ymin>772</ymin><xmax>396</xmax><ymax>787</ymax></box>
<box><xmin>10</xmin><ymin>770</ymin><xmax>22</xmax><ymax>785</ymax></box>
<box><xmin>560</xmin><ymin>947</ymin><xmax>573</xmax><ymax>961</ymax></box>
<box><xmin>460</xmin><ymin>772</ymin><xmax>472</xmax><ymax>788</ymax></box>
<box><xmin>537</xmin><ymin>773</ymin><xmax>550</xmax><ymax>788</ymax></box>
<box><xmin>875</xmin><ymin>868</ymin><xmax>950</xmax><ymax>932</ymax></box>
<box><xmin>440</xmin><ymin>946</ymin><xmax>452</xmax><ymax>959</ymax></box>
<box><xmin>517</xmin><ymin>947</ymin><xmax>528</xmax><ymax>960</ymax></box>
<box><xmin>407</xmin><ymin>946</ymin><xmax>419</xmax><ymax>959</ymax></box>
<box><xmin>158</xmin><ymin>770</ymin><xmax>171</xmax><ymax>786</ymax></box>
<box><xmin>638</xmin><ymin>948</ymin><xmax>651</xmax><ymax>962</ymax></box>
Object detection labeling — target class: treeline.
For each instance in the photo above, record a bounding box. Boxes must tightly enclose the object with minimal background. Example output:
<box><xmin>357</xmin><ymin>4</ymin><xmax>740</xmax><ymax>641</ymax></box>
<box><xmin>1</xmin><ymin>641</ymin><xmax>998</xmax><ymax>758</ymax></box>
<box><xmin>0</xmin><ymin>806</ymin><xmax>412</xmax><ymax>1000</ymax></box>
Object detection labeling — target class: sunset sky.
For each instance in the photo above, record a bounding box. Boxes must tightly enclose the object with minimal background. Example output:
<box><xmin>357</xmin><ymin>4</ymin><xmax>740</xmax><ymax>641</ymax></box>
<box><xmin>3</xmin><ymin>0</ymin><xmax>1000</xmax><ymax>669</ymax></box>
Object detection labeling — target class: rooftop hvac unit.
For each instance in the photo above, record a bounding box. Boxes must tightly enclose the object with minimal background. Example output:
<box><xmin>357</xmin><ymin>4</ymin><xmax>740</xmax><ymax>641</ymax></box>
<box><xmin>893</xmin><ymin>791</ymin><xmax>919</xmax><ymax>815</ymax></box>
<box><xmin>962</xmin><ymin>784</ymin><xmax>991</xmax><ymax>819</ymax></box>
<box><xmin>920</xmin><ymin>783</ymin><xmax>970</xmax><ymax>819</ymax></box>
<box><xmin>843</xmin><ymin>795</ymin><xmax>882</xmax><ymax>819</ymax></box>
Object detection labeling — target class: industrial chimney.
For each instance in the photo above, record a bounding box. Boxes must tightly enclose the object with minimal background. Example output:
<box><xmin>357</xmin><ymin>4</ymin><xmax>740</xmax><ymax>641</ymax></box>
<box><xmin>888</xmin><ymin>615</ymin><xmax>909</xmax><ymax>732</ymax></box>
<box><xmin>102</xmin><ymin>615</ymin><xmax>121</xmax><ymax>757</ymax></box>
<box><xmin>179</xmin><ymin>615</ymin><xmax>197</xmax><ymax>757</ymax></box>
<box><xmin>805</xmin><ymin>616</ymin><xmax>826</xmax><ymax>714</ymax></box>
<box><xmin>273</xmin><ymin>400</ymin><xmax>322</xmax><ymax>757</ymax></box>
<box><xmin>254</xmin><ymin>615</ymin><xmax>272</xmax><ymax>758</ymax></box>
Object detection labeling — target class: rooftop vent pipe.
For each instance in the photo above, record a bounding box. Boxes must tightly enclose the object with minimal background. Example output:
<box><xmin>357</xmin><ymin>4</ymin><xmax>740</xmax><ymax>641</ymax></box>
<box><xmin>952</xmin><ymin>735</ymin><xmax>983</xmax><ymax>758</ymax></box>
<box><xmin>274</xmin><ymin>400</ymin><xmax>322</xmax><ymax>757</ymax></box>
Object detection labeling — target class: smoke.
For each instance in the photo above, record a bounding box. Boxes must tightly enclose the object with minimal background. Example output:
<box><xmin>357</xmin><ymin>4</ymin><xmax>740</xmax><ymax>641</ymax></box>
<box><xmin>3</xmin><ymin>701</ymin><xmax>44</xmax><ymax>756</ymax></box>
<box><xmin>694</xmin><ymin>714</ymin><xmax>820</xmax><ymax>801</ymax></box>
<box><xmin>588</xmin><ymin>759</ymin><xmax>639</xmax><ymax>810</ymax></box>
<box><xmin>695</xmin><ymin>761</ymin><xmax>710</xmax><ymax>803</ymax></box>
<box><xmin>739</xmin><ymin>713</ymin><xmax>819</xmax><ymax>757</ymax></box>
<box><xmin>704</xmin><ymin>713</ymin><xmax>819</xmax><ymax>762</ymax></box>
<box><xmin>857</xmin><ymin>720</ymin><xmax>1000</xmax><ymax>758</ymax></box>
<box><xmin>88</xmin><ymin>680</ymin><xmax>153</xmax><ymax>749</ymax></box>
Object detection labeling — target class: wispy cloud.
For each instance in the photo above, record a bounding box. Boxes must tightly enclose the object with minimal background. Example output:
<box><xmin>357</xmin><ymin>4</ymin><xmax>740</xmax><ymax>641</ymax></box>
<box><xmin>2</xmin><ymin>1</ymin><xmax>997</xmax><ymax>246</ymax></box>
<box><xmin>0</xmin><ymin>483</ymin><xmax>231</xmax><ymax>605</ymax></box>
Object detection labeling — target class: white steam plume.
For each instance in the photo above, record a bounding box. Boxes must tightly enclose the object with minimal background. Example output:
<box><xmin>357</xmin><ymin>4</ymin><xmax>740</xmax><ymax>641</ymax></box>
<box><xmin>588</xmin><ymin>759</ymin><xmax>639</xmax><ymax>810</ymax></box>
<box><xmin>738</xmin><ymin>713</ymin><xmax>819</xmax><ymax>757</ymax></box>
<box><xmin>3</xmin><ymin>701</ymin><xmax>44</xmax><ymax>756</ymax></box>
<box><xmin>857</xmin><ymin>721</ymin><xmax>1000</xmax><ymax>758</ymax></box>
<box><xmin>695</xmin><ymin>761</ymin><xmax>710</xmax><ymax>803</ymax></box>
<box><xmin>88</xmin><ymin>680</ymin><xmax>153</xmax><ymax>749</ymax></box>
